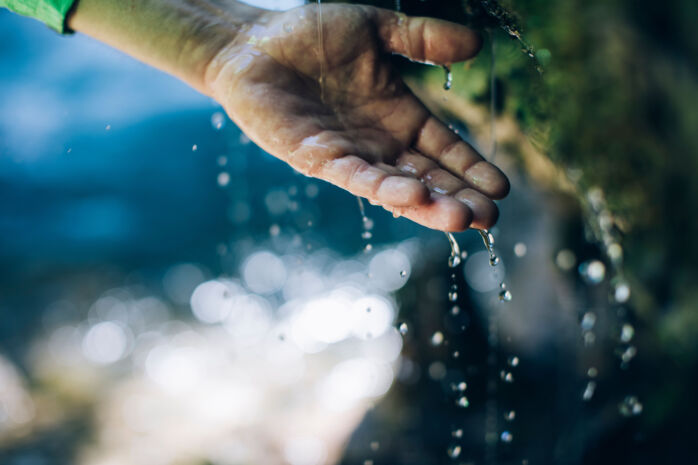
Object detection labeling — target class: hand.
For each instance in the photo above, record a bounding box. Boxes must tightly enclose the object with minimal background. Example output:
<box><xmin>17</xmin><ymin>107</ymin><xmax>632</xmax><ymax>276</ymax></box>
<box><xmin>205</xmin><ymin>4</ymin><xmax>509</xmax><ymax>231</ymax></box>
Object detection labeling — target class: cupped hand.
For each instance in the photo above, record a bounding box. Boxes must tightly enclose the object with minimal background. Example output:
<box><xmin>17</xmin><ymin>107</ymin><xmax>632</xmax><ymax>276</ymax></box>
<box><xmin>205</xmin><ymin>4</ymin><xmax>508</xmax><ymax>231</ymax></box>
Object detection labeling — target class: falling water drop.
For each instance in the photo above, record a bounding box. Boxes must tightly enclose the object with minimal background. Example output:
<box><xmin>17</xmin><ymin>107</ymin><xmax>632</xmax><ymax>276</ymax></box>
<box><xmin>357</xmin><ymin>197</ymin><xmax>374</xmax><ymax>252</ymax></box>
<box><xmin>581</xmin><ymin>312</ymin><xmax>597</xmax><ymax>331</ymax></box>
<box><xmin>210</xmin><ymin>112</ymin><xmax>226</xmax><ymax>130</ymax></box>
<box><xmin>498</xmin><ymin>289</ymin><xmax>513</xmax><ymax>302</ymax></box>
<box><xmin>452</xmin><ymin>428</ymin><xmax>463</xmax><ymax>438</ymax></box>
<box><xmin>500</xmin><ymin>431</ymin><xmax>513</xmax><ymax>443</ymax></box>
<box><xmin>504</xmin><ymin>410</ymin><xmax>516</xmax><ymax>421</ymax></box>
<box><xmin>456</xmin><ymin>396</ymin><xmax>470</xmax><ymax>408</ymax></box>
<box><xmin>448</xmin><ymin>287</ymin><xmax>458</xmax><ymax>302</ymax></box>
<box><xmin>619</xmin><ymin>396</ymin><xmax>643</xmax><ymax>416</ymax></box>
<box><xmin>582</xmin><ymin>381</ymin><xmax>596</xmax><ymax>401</ymax></box>
<box><xmin>400</xmin><ymin>270</ymin><xmax>407</xmax><ymax>278</ymax></box>
<box><xmin>507</xmin><ymin>356</ymin><xmax>520</xmax><ymax>367</ymax></box>
<box><xmin>447</xmin><ymin>445</ymin><xmax>462</xmax><ymax>459</ymax></box>
<box><xmin>446</xmin><ymin>233</ymin><xmax>462</xmax><ymax>268</ymax></box>
<box><xmin>443</xmin><ymin>65</ymin><xmax>453</xmax><ymax>91</ymax></box>
<box><xmin>500</xmin><ymin>371</ymin><xmax>514</xmax><ymax>383</ymax></box>
<box><xmin>431</xmin><ymin>331</ymin><xmax>445</xmax><ymax>346</ymax></box>
<box><xmin>398</xmin><ymin>322</ymin><xmax>408</xmax><ymax>335</ymax></box>
<box><xmin>620</xmin><ymin>324</ymin><xmax>635</xmax><ymax>343</ymax></box>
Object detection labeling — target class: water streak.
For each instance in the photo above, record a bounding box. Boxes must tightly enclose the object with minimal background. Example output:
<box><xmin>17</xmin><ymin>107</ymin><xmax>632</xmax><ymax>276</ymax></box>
<box><xmin>316</xmin><ymin>0</ymin><xmax>327</xmax><ymax>103</ymax></box>
<box><xmin>357</xmin><ymin>197</ymin><xmax>374</xmax><ymax>251</ymax></box>
<box><xmin>489</xmin><ymin>33</ymin><xmax>497</xmax><ymax>161</ymax></box>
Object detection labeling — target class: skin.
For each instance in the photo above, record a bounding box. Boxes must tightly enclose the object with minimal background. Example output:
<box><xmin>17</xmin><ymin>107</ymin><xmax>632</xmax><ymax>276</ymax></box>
<box><xmin>68</xmin><ymin>0</ymin><xmax>509</xmax><ymax>231</ymax></box>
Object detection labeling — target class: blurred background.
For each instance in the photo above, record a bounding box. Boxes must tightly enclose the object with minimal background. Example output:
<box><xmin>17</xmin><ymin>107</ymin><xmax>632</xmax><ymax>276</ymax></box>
<box><xmin>0</xmin><ymin>0</ymin><xmax>696</xmax><ymax>464</ymax></box>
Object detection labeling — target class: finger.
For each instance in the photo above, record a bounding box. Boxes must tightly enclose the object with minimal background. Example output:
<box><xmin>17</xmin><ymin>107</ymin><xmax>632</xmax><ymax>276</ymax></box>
<box><xmin>454</xmin><ymin>188</ymin><xmax>500</xmax><ymax>229</ymax></box>
<box><xmin>395</xmin><ymin>152</ymin><xmax>499</xmax><ymax>229</ymax></box>
<box><xmin>372</xmin><ymin>8</ymin><xmax>482</xmax><ymax>64</ymax></box>
<box><xmin>396</xmin><ymin>151</ymin><xmax>466</xmax><ymax>194</ymax></box>
<box><xmin>319</xmin><ymin>155</ymin><xmax>430</xmax><ymax>207</ymax></box>
<box><xmin>415</xmin><ymin>117</ymin><xmax>510</xmax><ymax>199</ymax></box>
<box><xmin>386</xmin><ymin>194</ymin><xmax>473</xmax><ymax>232</ymax></box>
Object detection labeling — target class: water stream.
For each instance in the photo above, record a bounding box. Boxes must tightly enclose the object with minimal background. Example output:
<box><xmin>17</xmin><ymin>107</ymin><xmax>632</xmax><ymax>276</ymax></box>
<box><xmin>316</xmin><ymin>0</ymin><xmax>327</xmax><ymax>103</ymax></box>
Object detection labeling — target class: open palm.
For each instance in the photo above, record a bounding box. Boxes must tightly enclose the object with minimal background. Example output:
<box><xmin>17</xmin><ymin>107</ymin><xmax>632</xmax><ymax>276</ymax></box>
<box><xmin>206</xmin><ymin>4</ymin><xmax>508</xmax><ymax>231</ymax></box>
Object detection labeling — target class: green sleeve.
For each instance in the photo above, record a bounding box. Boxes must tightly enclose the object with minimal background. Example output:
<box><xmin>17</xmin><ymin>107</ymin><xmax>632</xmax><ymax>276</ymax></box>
<box><xmin>1</xmin><ymin>0</ymin><xmax>77</xmax><ymax>33</ymax></box>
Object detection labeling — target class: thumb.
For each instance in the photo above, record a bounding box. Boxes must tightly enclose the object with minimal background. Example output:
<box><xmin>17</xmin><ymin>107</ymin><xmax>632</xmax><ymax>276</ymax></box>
<box><xmin>372</xmin><ymin>8</ymin><xmax>483</xmax><ymax>65</ymax></box>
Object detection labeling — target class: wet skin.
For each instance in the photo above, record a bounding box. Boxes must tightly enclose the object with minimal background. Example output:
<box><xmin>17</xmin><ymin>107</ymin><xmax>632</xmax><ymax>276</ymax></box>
<box><xmin>70</xmin><ymin>1</ymin><xmax>509</xmax><ymax>231</ymax></box>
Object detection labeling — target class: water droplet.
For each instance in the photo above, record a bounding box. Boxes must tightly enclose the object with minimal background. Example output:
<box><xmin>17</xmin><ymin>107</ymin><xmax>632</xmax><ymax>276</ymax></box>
<box><xmin>581</xmin><ymin>312</ymin><xmax>597</xmax><ymax>331</ymax></box>
<box><xmin>556</xmin><ymin>249</ymin><xmax>577</xmax><ymax>271</ymax></box>
<box><xmin>443</xmin><ymin>65</ymin><xmax>453</xmax><ymax>91</ymax></box>
<box><xmin>217</xmin><ymin>155</ymin><xmax>227</xmax><ymax>166</ymax></box>
<box><xmin>447</xmin><ymin>444</ymin><xmax>461</xmax><ymax>459</ymax></box>
<box><xmin>514</xmin><ymin>242</ymin><xmax>527</xmax><ymax>257</ymax></box>
<box><xmin>456</xmin><ymin>396</ymin><xmax>470</xmax><ymax>408</ymax></box>
<box><xmin>500</xmin><ymin>431</ymin><xmax>513</xmax><ymax>443</ymax></box>
<box><xmin>370</xmin><ymin>441</ymin><xmax>380</xmax><ymax>451</ymax></box>
<box><xmin>620</xmin><ymin>323</ymin><xmax>635</xmax><ymax>343</ymax></box>
<box><xmin>217</xmin><ymin>172</ymin><xmax>230</xmax><ymax>187</ymax></box>
<box><xmin>400</xmin><ymin>270</ymin><xmax>407</xmax><ymax>277</ymax></box>
<box><xmin>450</xmin><ymin>305</ymin><xmax>460</xmax><ymax>315</ymax></box>
<box><xmin>269</xmin><ymin>224</ymin><xmax>280</xmax><ymax>236</ymax></box>
<box><xmin>582</xmin><ymin>381</ymin><xmax>596</xmax><ymax>401</ymax></box>
<box><xmin>362</xmin><ymin>216</ymin><xmax>374</xmax><ymax>230</ymax></box>
<box><xmin>615</xmin><ymin>282</ymin><xmax>631</xmax><ymax>303</ymax></box>
<box><xmin>500</xmin><ymin>371</ymin><xmax>514</xmax><ymax>383</ymax></box>
<box><xmin>490</xmin><ymin>255</ymin><xmax>500</xmax><ymax>266</ymax></box>
<box><xmin>364</xmin><ymin>244</ymin><xmax>373</xmax><ymax>253</ymax></box>
<box><xmin>452</xmin><ymin>350</ymin><xmax>460</xmax><ymax>359</ymax></box>
<box><xmin>431</xmin><ymin>331</ymin><xmax>444</xmax><ymax>346</ymax></box>
<box><xmin>457</xmin><ymin>381</ymin><xmax>467</xmax><ymax>391</ymax></box>
<box><xmin>398</xmin><ymin>322</ymin><xmax>408</xmax><ymax>335</ymax></box>
<box><xmin>460</xmin><ymin>251</ymin><xmax>468</xmax><ymax>259</ymax></box>
<box><xmin>587</xmin><ymin>366</ymin><xmax>598</xmax><ymax>378</ymax></box>
<box><xmin>361</xmin><ymin>231</ymin><xmax>373</xmax><ymax>240</ymax></box>
<box><xmin>620</xmin><ymin>345</ymin><xmax>637</xmax><ymax>364</ymax></box>
<box><xmin>448</xmin><ymin>290</ymin><xmax>458</xmax><ymax>302</ymax></box>
<box><xmin>498</xmin><ymin>289</ymin><xmax>512</xmax><ymax>302</ymax></box>
<box><xmin>619</xmin><ymin>396</ymin><xmax>643</xmax><ymax>416</ymax></box>
<box><xmin>508</xmin><ymin>356</ymin><xmax>520</xmax><ymax>367</ymax></box>
<box><xmin>210</xmin><ymin>111</ymin><xmax>226</xmax><ymax>130</ymax></box>
<box><xmin>448</xmin><ymin>254</ymin><xmax>461</xmax><ymax>268</ymax></box>
<box><xmin>192</xmin><ymin>144</ymin><xmax>198</xmax><ymax>151</ymax></box>
<box><xmin>452</xmin><ymin>428</ymin><xmax>463</xmax><ymax>438</ymax></box>
<box><xmin>584</xmin><ymin>331</ymin><xmax>596</xmax><ymax>347</ymax></box>
<box><xmin>105</xmin><ymin>124</ymin><xmax>111</xmax><ymax>130</ymax></box>
<box><xmin>579</xmin><ymin>259</ymin><xmax>606</xmax><ymax>284</ymax></box>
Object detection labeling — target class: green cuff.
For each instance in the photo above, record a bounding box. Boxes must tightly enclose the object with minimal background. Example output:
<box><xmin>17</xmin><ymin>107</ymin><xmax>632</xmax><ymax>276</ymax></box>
<box><xmin>1</xmin><ymin>0</ymin><xmax>77</xmax><ymax>33</ymax></box>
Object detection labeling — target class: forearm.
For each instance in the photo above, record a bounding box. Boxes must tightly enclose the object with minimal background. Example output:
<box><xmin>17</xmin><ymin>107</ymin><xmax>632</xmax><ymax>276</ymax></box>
<box><xmin>66</xmin><ymin>0</ymin><xmax>266</xmax><ymax>95</ymax></box>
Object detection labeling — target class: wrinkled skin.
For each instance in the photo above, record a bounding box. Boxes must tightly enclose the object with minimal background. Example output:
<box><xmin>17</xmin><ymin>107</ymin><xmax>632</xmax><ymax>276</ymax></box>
<box><xmin>205</xmin><ymin>4</ymin><xmax>509</xmax><ymax>231</ymax></box>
